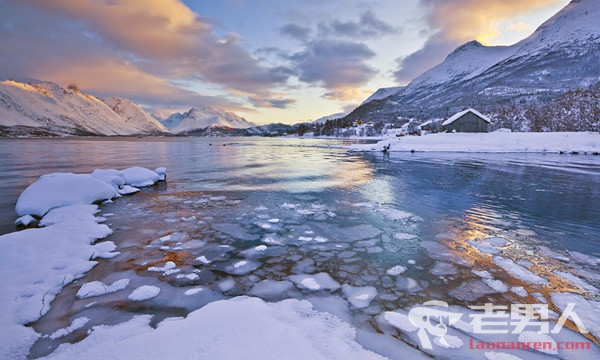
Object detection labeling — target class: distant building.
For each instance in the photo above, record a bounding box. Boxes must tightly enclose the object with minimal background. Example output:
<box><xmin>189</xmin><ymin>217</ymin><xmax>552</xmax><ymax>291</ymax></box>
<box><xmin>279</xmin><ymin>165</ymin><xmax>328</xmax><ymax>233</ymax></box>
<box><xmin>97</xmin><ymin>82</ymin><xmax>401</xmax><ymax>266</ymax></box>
<box><xmin>442</xmin><ymin>108</ymin><xmax>490</xmax><ymax>133</ymax></box>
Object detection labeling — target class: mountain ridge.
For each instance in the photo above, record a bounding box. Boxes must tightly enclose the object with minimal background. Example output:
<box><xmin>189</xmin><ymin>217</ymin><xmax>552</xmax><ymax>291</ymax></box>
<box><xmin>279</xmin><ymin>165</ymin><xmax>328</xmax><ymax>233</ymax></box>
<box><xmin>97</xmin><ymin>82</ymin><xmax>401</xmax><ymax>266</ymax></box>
<box><xmin>0</xmin><ymin>80</ymin><xmax>259</xmax><ymax>137</ymax></box>
<box><xmin>352</xmin><ymin>0</ymin><xmax>600</xmax><ymax>122</ymax></box>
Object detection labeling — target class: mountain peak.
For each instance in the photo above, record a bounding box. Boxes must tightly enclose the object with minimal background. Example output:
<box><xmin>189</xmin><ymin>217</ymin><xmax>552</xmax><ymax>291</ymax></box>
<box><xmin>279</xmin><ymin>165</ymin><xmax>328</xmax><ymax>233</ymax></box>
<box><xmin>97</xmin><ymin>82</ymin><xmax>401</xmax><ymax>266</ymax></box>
<box><xmin>445</xmin><ymin>40</ymin><xmax>484</xmax><ymax>60</ymax></box>
<box><xmin>162</xmin><ymin>106</ymin><xmax>255</xmax><ymax>133</ymax></box>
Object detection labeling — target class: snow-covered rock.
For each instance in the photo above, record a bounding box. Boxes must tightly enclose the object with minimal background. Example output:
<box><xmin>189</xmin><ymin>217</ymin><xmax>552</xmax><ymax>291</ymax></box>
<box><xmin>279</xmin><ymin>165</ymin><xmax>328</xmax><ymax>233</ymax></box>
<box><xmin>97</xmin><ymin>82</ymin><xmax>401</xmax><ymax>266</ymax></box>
<box><xmin>15</xmin><ymin>173</ymin><xmax>118</xmax><ymax>217</ymax></box>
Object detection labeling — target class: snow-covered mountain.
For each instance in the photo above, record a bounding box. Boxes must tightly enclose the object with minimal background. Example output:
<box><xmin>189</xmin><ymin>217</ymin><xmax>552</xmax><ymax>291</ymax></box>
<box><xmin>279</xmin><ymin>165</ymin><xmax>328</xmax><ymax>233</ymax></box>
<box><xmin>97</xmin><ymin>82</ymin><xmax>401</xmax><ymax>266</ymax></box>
<box><xmin>161</xmin><ymin>106</ymin><xmax>256</xmax><ymax>133</ymax></box>
<box><xmin>0</xmin><ymin>80</ymin><xmax>171</xmax><ymax>136</ymax></box>
<box><xmin>311</xmin><ymin>112</ymin><xmax>348</xmax><ymax>124</ymax></box>
<box><xmin>101</xmin><ymin>96</ymin><xmax>171</xmax><ymax>134</ymax></box>
<box><xmin>360</xmin><ymin>86</ymin><xmax>404</xmax><ymax>106</ymax></box>
<box><xmin>353</xmin><ymin>0</ymin><xmax>600</xmax><ymax>121</ymax></box>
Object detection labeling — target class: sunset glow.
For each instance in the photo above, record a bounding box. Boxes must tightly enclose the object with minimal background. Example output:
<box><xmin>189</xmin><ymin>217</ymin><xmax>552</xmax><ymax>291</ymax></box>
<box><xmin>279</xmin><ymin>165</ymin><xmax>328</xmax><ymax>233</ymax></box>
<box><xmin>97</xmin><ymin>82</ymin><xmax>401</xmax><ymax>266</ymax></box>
<box><xmin>0</xmin><ymin>0</ymin><xmax>569</xmax><ymax>124</ymax></box>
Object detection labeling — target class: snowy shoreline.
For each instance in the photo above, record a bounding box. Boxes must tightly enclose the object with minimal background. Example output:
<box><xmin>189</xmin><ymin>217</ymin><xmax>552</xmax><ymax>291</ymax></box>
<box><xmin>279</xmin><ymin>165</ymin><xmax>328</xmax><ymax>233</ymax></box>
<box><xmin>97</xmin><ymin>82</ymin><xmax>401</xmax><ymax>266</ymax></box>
<box><xmin>346</xmin><ymin>131</ymin><xmax>600</xmax><ymax>154</ymax></box>
<box><xmin>0</xmin><ymin>167</ymin><xmax>166</xmax><ymax>358</ymax></box>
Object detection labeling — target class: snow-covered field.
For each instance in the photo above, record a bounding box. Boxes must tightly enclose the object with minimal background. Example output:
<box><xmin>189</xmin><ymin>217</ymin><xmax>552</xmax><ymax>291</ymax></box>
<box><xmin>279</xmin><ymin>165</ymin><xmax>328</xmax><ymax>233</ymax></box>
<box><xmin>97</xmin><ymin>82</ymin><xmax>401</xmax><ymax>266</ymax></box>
<box><xmin>2</xmin><ymin>137</ymin><xmax>600</xmax><ymax>359</ymax></box>
<box><xmin>347</xmin><ymin>131</ymin><xmax>600</xmax><ymax>154</ymax></box>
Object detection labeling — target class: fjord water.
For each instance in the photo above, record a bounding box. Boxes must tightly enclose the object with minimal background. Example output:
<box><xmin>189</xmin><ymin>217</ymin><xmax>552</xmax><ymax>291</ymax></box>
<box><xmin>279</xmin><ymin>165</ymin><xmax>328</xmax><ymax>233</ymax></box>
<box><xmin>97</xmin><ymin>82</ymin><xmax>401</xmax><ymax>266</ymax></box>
<box><xmin>2</xmin><ymin>137</ymin><xmax>599</xmax><ymax>248</ymax></box>
<box><xmin>1</xmin><ymin>137</ymin><xmax>600</xmax><ymax>357</ymax></box>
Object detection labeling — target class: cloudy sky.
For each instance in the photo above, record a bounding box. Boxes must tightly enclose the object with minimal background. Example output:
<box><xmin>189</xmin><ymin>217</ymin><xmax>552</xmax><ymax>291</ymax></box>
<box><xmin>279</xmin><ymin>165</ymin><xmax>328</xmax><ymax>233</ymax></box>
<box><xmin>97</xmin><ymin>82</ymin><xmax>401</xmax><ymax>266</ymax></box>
<box><xmin>0</xmin><ymin>0</ymin><xmax>569</xmax><ymax>124</ymax></box>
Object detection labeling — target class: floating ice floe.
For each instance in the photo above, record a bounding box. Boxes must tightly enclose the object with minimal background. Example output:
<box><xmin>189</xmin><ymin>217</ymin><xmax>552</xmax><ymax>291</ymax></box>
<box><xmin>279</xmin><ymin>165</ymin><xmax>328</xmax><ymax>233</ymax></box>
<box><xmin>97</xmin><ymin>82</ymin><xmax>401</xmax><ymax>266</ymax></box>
<box><xmin>492</xmin><ymin>256</ymin><xmax>548</xmax><ymax>285</ymax></box>
<box><xmin>342</xmin><ymin>285</ymin><xmax>378</xmax><ymax>308</ymax></box>
<box><xmin>128</xmin><ymin>285</ymin><xmax>161</xmax><ymax>301</ymax></box>
<box><xmin>218</xmin><ymin>278</ymin><xmax>236</xmax><ymax>292</ymax></box>
<box><xmin>48</xmin><ymin>317</ymin><xmax>90</xmax><ymax>340</ymax></box>
<box><xmin>393</xmin><ymin>232</ymin><xmax>418</xmax><ymax>240</ymax></box>
<box><xmin>147</xmin><ymin>261</ymin><xmax>180</xmax><ymax>276</ymax></box>
<box><xmin>375</xmin><ymin>206</ymin><xmax>413</xmax><ymax>221</ymax></box>
<box><xmin>77</xmin><ymin>279</ymin><xmax>130</xmax><ymax>299</ymax></box>
<box><xmin>387</xmin><ymin>265</ymin><xmax>408</xmax><ymax>276</ymax></box>
<box><xmin>449</xmin><ymin>280</ymin><xmax>495</xmax><ymax>301</ymax></box>
<box><xmin>419</xmin><ymin>240</ymin><xmax>473</xmax><ymax>266</ymax></box>
<box><xmin>483</xmin><ymin>278</ymin><xmax>509</xmax><ymax>293</ymax></box>
<box><xmin>184</xmin><ymin>287</ymin><xmax>205</xmax><ymax>296</ymax></box>
<box><xmin>551</xmin><ymin>292</ymin><xmax>600</xmax><ymax>340</ymax></box>
<box><xmin>537</xmin><ymin>246</ymin><xmax>570</xmax><ymax>262</ymax></box>
<box><xmin>249</xmin><ymin>280</ymin><xmax>295</xmax><ymax>300</ymax></box>
<box><xmin>510</xmin><ymin>286</ymin><xmax>528</xmax><ymax>297</ymax></box>
<box><xmin>223</xmin><ymin>259</ymin><xmax>261</xmax><ymax>275</ymax></box>
<box><xmin>175</xmin><ymin>273</ymin><xmax>199</xmax><ymax>281</ymax></box>
<box><xmin>328</xmin><ymin>224</ymin><xmax>382</xmax><ymax>243</ymax></box>
<box><xmin>281</xmin><ymin>202</ymin><xmax>299</xmax><ymax>209</ymax></box>
<box><xmin>567</xmin><ymin>250</ymin><xmax>600</xmax><ymax>266</ymax></box>
<box><xmin>395</xmin><ymin>277</ymin><xmax>422</xmax><ymax>293</ymax></box>
<box><xmin>289</xmin><ymin>273</ymin><xmax>341</xmax><ymax>291</ymax></box>
<box><xmin>553</xmin><ymin>270</ymin><xmax>598</xmax><ymax>292</ymax></box>
<box><xmin>472</xmin><ymin>269</ymin><xmax>493</xmax><ymax>279</ymax></box>
<box><xmin>429</xmin><ymin>261</ymin><xmax>458</xmax><ymax>276</ymax></box>
<box><xmin>212</xmin><ymin>222</ymin><xmax>259</xmax><ymax>241</ymax></box>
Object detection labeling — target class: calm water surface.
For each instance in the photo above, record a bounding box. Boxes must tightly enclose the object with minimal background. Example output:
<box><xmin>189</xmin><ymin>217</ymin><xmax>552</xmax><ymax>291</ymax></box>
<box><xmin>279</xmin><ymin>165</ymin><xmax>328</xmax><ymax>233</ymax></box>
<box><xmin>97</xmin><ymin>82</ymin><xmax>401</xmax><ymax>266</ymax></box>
<box><xmin>1</xmin><ymin>137</ymin><xmax>599</xmax><ymax>358</ymax></box>
<box><xmin>2</xmin><ymin>137</ymin><xmax>599</xmax><ymax>250</ymax></box>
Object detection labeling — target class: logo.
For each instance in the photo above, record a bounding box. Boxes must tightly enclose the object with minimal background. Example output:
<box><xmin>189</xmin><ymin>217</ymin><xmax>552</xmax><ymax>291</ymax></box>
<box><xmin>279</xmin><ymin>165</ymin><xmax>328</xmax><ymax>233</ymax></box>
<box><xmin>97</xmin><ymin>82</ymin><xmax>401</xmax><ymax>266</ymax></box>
<box><xmin>407</xmin><ymin>300</ymin><xmax>463</xmax><ymax>349</ymax></box>
<box><xmin>407</xmin><ymin>301</ymin><xmax>589</xmax><ymax>350</ymax></box>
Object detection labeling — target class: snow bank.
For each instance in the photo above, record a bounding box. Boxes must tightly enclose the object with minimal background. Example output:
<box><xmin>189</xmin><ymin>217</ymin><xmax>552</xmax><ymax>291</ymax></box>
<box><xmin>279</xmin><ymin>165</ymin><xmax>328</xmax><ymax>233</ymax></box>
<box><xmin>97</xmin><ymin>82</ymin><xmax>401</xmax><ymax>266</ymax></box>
<box><xmin>15</xmin><ymin>173</ymin><xmax>117</xmax><ymax>217</ymax></box>
<box><xmin>348</xmin><ymin>132</ymin><xmax>600</xmax><ymax>154</ymax></box>
<box><xmin>45</xmin><ymin>297</ymin><xmax>385</xmax><ymax>360</ymax></box>
<box><xmin>0</xmin><ymin>204</ymin><xmax>113</xmax><ymax>358</ymax></box>
<box><xmin>0</xmin><ymin>166</ymin><xmax>165</xmax><ymax>358</ymax></box>
<box><xmin>16</xmin><ymin>166</ymin><xmax>166</xmax><ymax>218</ymax></box>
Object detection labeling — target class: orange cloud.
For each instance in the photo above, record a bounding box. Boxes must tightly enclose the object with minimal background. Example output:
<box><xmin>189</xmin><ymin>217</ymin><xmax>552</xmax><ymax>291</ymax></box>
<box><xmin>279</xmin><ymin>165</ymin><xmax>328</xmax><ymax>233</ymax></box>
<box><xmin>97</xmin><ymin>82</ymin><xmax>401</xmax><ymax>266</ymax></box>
<box><xmin>6</xmin><ymin>0</ymin><xmax>294</xmax><ymax>110</ymax></box>
<box><xmin>323</xmin><ymin>87</ymin><xmax>374</xmax><ymax>102</ymax></box>
<box><xmin>25</xmin><ymin>0</ymin><xmax>207</xmax><ymax>58</ymax></box>
<box><xmin>423</xmin><ymin>0</ymin><xmax>565</xmax><ymax>44</ymax></box>
<box><xmin>29</xmin><ymin>58</ymin><xmax>250</xmax><ymax>112</ymax></box>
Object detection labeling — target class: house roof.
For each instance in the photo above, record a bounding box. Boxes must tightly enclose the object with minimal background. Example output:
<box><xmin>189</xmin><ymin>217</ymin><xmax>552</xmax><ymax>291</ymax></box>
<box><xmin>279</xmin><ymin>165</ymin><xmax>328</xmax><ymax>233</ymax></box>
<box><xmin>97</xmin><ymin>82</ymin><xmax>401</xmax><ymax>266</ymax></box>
<box><xmin>442</xmin><ymin>108</ymin><xmax>491</xmax><ymax>126</ymax></box>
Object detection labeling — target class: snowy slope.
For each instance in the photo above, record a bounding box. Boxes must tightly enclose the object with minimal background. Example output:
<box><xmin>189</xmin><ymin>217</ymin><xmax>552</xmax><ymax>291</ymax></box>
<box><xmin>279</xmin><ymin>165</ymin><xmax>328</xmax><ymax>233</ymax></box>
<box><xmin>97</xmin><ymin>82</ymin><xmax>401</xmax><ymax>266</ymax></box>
<box><xmin>311</xmin><ymin>112</ymin><xmax>348</xmax><ymax>124</ymax></box>
<box><xmin>351</xmin><ymin>0</ymin><xmax>600</xmax><ymax>120</ymax></box>
<box><xmin>409</xmin><ymin>41</ymin><xmax>517</xmax><ymax>88</ymax></box>
<box><xmin>360</xmin><ymin>87</ymin><xmax>404</xmax><ymax>106</ymax></box>
<box><xmin>101</xmin><ymin>97</ymin><xmax>172</xmax><ymax>135</ymax></box>
<box><xmin>0</xmin><ymin>80</ymin><xmax>170</xmax><ymax>136</ymax></box>
<box><xmin>162</xmin><ymin>106</ymin><xmax>256</xmax><ymax>133</ymax></box>
<box><xmin>515</xmin><ymin>0</ymin><xmax>600</xmax><ymax>55</ymax></box>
